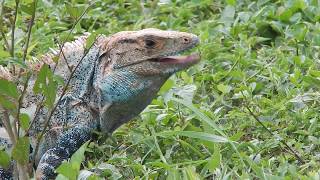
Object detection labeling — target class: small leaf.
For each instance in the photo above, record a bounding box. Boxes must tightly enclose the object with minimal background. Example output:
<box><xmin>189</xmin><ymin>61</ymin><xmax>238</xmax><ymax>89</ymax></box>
<box><xmin>0</xmin><ymin>150</ymin><xmax>10</xmax><ymax>169</ymax></box>
<box><xmin>0</xmin><ymin>49</ymin><xmax>10</xmax><ymax>58</ymax></box>
<box><xmin>20</xmin><ymin>113</ymin><xmax>30</xmax><ymax>130</ymax></box>
<box><xmin>159</xmin><ymin>79</ymin><xmax>175</xmax><ymax>94</ymax></box>
<box><xmin>220</xmin><ymin>5</ymin><xmax>235</xmax><ymax>26</ymax></box>
<box><xmin>20</xmin><ymin>2</ymin><xmax>35</xmax><ymax>15</ymax></box>
<box><xmin>174</xmin><ymin>85</ymin><xmax>197</xmax><ymax>103</ymax></box>
<box><xmin>226</xmin><ymin>0</ymin><xmax>236</xmax><ymax>6</ymax></box>
<box><xmin>96</xmin><ymin>163</ymin><xmax>122</xmax><ymax>180</ymax></box>
<box><xmin>217</xmin><ymin>84</ymin><xmax>232</xmax><ymax>94</ymax></box>
<box><xmin>85</xmin><ymin>33</ymin><xmax>97</xmax><ymax>50</ymax></box>
<box><xmin>183</xmin><ymin>166</ymin><xmax>201</xmax><ymax>180</ymax></box>
<box><xmin>33</xmin><ymin>65</ymin><xmax>49</xmax><ymax>94</ymax></box>
<box><xmin>12</xmin><ymin>137</ymin><xmax>30</xmax><ymax>165</ymax></box>
<box><xmin>167</xmin><ymin>168</ymin><xmax>181</xmax><ymax>180</ymax></box>
<box><xmin>65</xmin><ymin>4</ymin><xmax>85</xmax><ymax>20</ymax></box>
<box><xmin>303</xmin><ymin>76</ymin><xmax>320</xmax><ymax>89</ymax></box>
<box><xmin>207</xmin><ymin>145</ymin><xmax>221</xmax><ymax>172</ymax></box>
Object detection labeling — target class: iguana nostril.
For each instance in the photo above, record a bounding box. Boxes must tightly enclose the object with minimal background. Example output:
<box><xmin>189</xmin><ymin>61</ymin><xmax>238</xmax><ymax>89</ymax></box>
<box><xmin>183</xmin><ymin>38</ymin><xmax>190</xmax><ymax>43</ymax></box>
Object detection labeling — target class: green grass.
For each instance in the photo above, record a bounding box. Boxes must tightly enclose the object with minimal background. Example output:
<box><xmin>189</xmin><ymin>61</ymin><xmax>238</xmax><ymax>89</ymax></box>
<box><xmin>1</xmin><ymin>0</ymin><xmax>320</xmax><ymax>179</ymax></box>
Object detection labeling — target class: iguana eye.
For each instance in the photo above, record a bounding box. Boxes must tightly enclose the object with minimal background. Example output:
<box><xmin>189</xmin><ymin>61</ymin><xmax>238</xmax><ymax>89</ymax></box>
<box><xmin>145</xmin><ymin>39</ymin><xmax>156</xmax><ymax>48</ymax></box>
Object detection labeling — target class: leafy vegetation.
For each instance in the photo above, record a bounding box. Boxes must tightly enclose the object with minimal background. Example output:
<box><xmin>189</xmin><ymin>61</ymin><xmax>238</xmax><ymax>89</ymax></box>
<box><xmin>1</xmin><ymin>0</ymin><xmax>320</xmax><ymax>179</ymax></box>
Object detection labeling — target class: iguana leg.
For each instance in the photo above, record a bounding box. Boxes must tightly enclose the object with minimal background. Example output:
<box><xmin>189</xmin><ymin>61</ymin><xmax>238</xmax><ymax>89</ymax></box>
<box><xmin>35</xmin><ymin>126</ymin><xmax>92</xmax><ymax>179</ymax></box>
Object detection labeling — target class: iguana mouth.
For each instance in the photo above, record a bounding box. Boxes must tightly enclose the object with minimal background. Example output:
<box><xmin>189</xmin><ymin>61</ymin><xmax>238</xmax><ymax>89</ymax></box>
<box><xmin>154</xmin><ymin>53</ymin><xmax>200</xmax><ymax>64</ymax></box>
<box><xmin>149</xmin><ymin>40</ymin><xmax>200</xmax><ymax>65</ymax></box>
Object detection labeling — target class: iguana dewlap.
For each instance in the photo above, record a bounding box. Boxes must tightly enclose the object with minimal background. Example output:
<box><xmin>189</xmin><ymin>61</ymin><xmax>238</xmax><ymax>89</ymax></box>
<box><xmin>0</xmin><ymin>28</ymin><xmax>200</xmax><ymax>179</ymax></box>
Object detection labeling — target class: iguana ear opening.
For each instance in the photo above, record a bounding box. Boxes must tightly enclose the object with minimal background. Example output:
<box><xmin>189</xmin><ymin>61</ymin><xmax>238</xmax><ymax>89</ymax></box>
<box><xmin>97</xmin><ymin>36</ymin><xmax>111</xmax><ymax>58</ymax></box>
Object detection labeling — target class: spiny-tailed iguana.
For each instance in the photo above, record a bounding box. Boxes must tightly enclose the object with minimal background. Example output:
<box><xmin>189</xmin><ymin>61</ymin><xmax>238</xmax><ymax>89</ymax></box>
<box><xmin>0</xmin><ymin>28</ymin><xmax>200</xmax><ymax>179</ymax></box>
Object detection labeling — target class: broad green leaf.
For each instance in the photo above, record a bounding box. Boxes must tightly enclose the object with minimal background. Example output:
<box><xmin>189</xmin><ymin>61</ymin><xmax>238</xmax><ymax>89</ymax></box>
<box><xmin>70</xmin><ymin>141</ymin><xmax>89</xmax><ymax>167</ymax></box>
<box><xmin>12</xmin><ymin>137</ymin><xmax>29</xmax><ymax>165</ymax></box>
<box><xmin>33</xmin><ymin>65</ymin><xmax>58</xmax><ymax>108</ymax></box>
<box><xmin>0</xmin><ymin>79</ymin><xmax>19</xmax><ymax>99</ymax></box>
<box><xmin>289</xmin><ymin>23</ymin><xmax>308</xmax><ymax>41</ymax></box>
<box><xmin>220</xmin><ymin>5</ymin><xmax>235</xmax><ymax>26</ymax></box>
<box><xmin>56</xmin><ymin>141</ymin><xmax>89</xmax><ymax>179</ymax></box>
<box><xmin>0</xmin><ymin>95</ymin><xmax>16</xmax><ymax>110</ymax></box>
<box><xmin>278</xmin><ymin>7</ymin><xmax>293</xmax><ymax>22</ymax></box>
<box><xmin>56</xmin><ymin>162</ymin><xmax>77</xmax><ymax>180</ymax></box>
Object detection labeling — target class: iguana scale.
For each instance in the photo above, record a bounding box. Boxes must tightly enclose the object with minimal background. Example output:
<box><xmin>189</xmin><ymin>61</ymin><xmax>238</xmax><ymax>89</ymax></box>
<box><xmin>0</xmin><ymin>28</ymin><xmax>200</xmax><ymax>179</ymax></box>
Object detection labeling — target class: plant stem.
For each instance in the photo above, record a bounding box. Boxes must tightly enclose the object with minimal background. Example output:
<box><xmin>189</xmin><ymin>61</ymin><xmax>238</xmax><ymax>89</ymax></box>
<box><xmin>1</xmin><ymin>109</ymin><xmax>17</xmax><ymax>144</ymax></box>
<box><xmin>150</xmin><ymin>127</ymin><xmax>168</xmax><ymax>164</ymax></box>
<box><xmin>11</xmin><ymin>0</ymin><xmax>20</xmax><ymax>75</ymax></box>
<box><xmin>21</xmin><ymin>0</ymin><xmax>37</xmax><ymax>63</ymax></box>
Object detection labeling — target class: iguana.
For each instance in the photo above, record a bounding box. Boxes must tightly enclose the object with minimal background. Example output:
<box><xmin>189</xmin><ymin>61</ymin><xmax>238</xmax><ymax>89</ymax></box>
<box><xmin>0</xmin><ymin>28</ymin><xmax>200</xmax><ymax>179</ymax></box>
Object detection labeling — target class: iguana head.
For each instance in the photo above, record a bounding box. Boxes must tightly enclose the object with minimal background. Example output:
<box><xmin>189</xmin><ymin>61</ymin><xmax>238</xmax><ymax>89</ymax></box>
<box><xmin>95</xmin><ymin>28</ymin><xmax>200</xmax><ymax>132</ymax></box>
<box><xmin>99</xmin><ymin>28</ymin><xmax>200</xmax><ymax>76</ymax></box>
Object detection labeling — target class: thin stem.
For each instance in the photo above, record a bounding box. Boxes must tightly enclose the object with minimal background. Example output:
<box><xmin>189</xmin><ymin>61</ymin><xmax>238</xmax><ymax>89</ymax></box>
<box><xmin>150</xmin><ymin>127</ymin><xmax>168</xmax><ymax>164</ymax></box>
<box><xmin>241</xmin><ymin>93</ymin><xmax>304</xmax><ymax>163</ymax></box>
<box><xmin>25</xmin><ymin>97</ymin><xmax>44</xmax><ymax>135</ymax></box>
<box><xmin>0</xmin><ymin>0</ymin><xmax>10</xmax><ymax>51</ymax></box>
<box><xmin>22</xmin><ymin>0</ymin><xmax>37</xmax><ymax>63</ymax></box>
<box><xmin>11</xmin><ymin>0</ymin><xmax>20</xmax><ymax>75</ymax></box>
<box><xmin>53</xmin><ymin>4</ymin><xmax>92</xmax><ymax>72</ymax></box>
<box><xmin>17</xmin><ymin>164</ymin><xmax>29</xmax><ymax>180</ymax></box>
<box><xmin>15</xmin><ymin>73</ymin><xmax>31</xmax><ymax>135</ymax></box>
<box><xmin>1</xmin><ymin>109</ymin><xmax>17</xmax><ymax>144</ymax></box>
